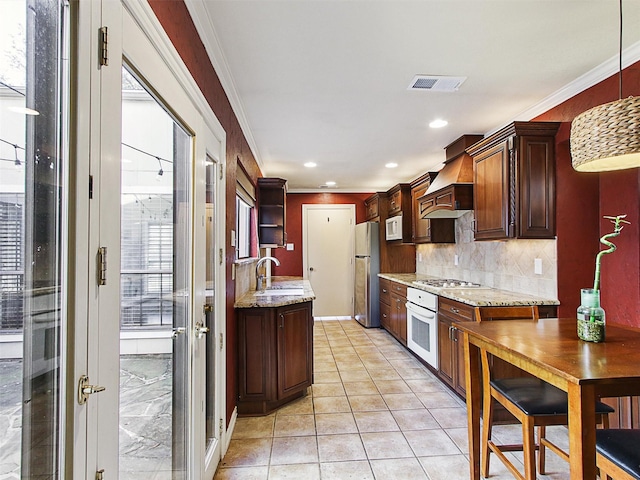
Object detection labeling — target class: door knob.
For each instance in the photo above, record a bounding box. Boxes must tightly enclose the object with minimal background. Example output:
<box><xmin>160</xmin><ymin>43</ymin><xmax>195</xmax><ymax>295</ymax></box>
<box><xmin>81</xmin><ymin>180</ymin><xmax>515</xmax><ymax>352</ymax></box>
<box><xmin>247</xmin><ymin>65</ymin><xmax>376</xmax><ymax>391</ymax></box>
<box><xmin>309</xmin><ymin>267</ymin><xmax>314</xmax><ymax>271</ymax></box>
<box><xmin>195</xmin><ymin>322</ymin><xmax>210</xmax><ymax>339</ymax></box>
<box><xmin>172</xmin><ymin>327</ymin><xmax>186</xmax><ymax>338</ymax></box>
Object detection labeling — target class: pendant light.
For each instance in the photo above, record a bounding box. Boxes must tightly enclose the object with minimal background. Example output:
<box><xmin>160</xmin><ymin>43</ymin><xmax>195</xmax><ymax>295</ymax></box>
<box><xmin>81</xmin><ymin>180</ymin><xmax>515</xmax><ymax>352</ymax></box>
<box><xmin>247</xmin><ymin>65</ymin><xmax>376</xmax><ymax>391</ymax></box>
<box><xmin>570</xmin><ymin>0</ymin><xmax>640</xmax><ymax>172</ymax></box>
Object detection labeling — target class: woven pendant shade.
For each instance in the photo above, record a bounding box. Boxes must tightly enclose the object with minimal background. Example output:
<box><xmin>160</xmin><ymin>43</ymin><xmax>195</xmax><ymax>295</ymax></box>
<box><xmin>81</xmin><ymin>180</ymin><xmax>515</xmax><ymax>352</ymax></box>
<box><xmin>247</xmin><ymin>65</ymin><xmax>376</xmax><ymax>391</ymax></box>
<box><xmin>570</xmin><ymin>95</ymin><xmax>640</xmax><ymax>172</ymax></box>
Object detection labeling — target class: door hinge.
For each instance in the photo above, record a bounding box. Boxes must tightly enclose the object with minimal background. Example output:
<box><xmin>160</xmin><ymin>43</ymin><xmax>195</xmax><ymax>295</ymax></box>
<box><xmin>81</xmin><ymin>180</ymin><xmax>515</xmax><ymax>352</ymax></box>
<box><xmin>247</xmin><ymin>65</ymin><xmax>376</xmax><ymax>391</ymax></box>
<box><xmin>219</xmin><ymin>332</ymin><xmax>224</xmax><ymax>351</ymax></box>
<box><xmin>89</xmin><ymin>175</ymin><xmax>93</xmax><ymax>199</ymax></box>
<box><xmin>219</xmin><ymin>164</ymin><xmax>223</xmax><ymax>180</ymax></box>
<box><xmin>97</xmin><ymin>247</ymin><xmax>107</xmax><ymax>286</ymax></box>
<box><xmin>219</xmin><ymin>248</ymin><xmax>223</xmax><ymax>265</ymax></box>
<box><xmin>96</xmin><ymin>469</ymin><xmax>105</xmax><ymax>480</ymax></box>
<box><xmin>219</xmin><ymin>418</ymin><xmax>224</xmax><ymax>436</ymax></box>
<box><xmin>99</xmin><ymin>27</ymin><xmax>108</xmax><ymax>66</ymax></box>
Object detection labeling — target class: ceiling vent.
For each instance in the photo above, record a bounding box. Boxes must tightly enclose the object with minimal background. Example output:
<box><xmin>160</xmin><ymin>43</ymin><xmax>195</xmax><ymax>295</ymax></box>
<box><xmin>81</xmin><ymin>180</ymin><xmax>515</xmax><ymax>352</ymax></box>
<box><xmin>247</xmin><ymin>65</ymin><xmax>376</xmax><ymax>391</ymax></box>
<box><xmin>408</xmin><ymin>75</ymin><xmax>467</xmax><ymax>92</ymax></box>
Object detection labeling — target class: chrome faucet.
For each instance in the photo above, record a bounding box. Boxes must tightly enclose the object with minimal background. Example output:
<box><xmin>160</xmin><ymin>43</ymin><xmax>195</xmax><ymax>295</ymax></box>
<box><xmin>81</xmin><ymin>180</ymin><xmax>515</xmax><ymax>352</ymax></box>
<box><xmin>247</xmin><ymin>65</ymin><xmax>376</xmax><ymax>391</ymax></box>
<box><xmin>255</xmin><ymin>256</ymin><xmax>280</xmax><ymax>291</ymax></box>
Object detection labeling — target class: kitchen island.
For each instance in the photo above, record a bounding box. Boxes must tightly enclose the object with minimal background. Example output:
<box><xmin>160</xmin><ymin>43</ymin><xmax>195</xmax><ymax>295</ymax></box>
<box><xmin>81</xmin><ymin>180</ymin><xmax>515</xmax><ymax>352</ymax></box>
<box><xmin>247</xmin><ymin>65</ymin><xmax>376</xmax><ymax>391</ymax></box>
<box><xmin>235</xmin><ymin>277</ymin><xmax>315</xmax><ymax>415</ymax></box>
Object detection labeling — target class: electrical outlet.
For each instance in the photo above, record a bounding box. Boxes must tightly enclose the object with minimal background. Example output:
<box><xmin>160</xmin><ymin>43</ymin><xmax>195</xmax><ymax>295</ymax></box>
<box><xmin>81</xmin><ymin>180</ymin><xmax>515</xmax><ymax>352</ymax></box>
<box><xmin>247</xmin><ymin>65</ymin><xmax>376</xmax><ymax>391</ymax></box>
<box><xmin>231</xmin><ymin>230</ymin><xmax>236</xmax><ymax>247</ymax></box>
<box><xmin>418</xmin><ymin>253</ymin><xmax>423</xmax><ymax>262</ymax></box>
<box><xmin>454</xmin><ymin>254</ymin><xmax>459</xmax><ymax>266</ymax></box>
<box><xmin>534</xmin><ymin>258</ymin><xmax>543</xmax><ymax>275</ymax></box>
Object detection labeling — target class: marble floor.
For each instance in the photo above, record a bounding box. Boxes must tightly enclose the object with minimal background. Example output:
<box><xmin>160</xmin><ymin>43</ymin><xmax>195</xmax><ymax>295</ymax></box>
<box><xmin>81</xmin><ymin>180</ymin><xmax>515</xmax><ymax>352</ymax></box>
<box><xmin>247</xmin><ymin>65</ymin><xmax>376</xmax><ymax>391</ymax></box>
<box><xmin>214</xmin><ymin>318</ymin><xmax>572</xmax><ymax>480</ymax></box>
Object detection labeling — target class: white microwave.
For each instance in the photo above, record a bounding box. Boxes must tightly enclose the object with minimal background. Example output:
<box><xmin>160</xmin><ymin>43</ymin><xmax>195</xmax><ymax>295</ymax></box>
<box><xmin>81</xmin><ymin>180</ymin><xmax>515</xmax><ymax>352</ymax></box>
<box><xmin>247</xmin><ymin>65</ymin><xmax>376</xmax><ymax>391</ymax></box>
<box><xmin>385</xmin><ymin>215</ymin><xmax>403</xmax><ymax>241</ymax></box>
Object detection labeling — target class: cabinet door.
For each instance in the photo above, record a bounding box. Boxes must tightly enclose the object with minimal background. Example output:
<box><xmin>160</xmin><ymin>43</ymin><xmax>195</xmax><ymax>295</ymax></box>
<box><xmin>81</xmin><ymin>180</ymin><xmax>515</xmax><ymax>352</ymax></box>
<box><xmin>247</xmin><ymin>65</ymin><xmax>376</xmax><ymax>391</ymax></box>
<box><xmin>473</xmin><ymin>141</ymin><xmax>510</xmax><ymax>240</ymax></box>
<box><xmin>277</xmin><ymin>303</ymin><xmax>313</xmax><ymax>398</ymax></box>
<box><xmin>365</xmin><ymin>195</ymin><xmax>380</xmax><ymax>221</ymax></box>
<box><xmin>517</xmin><ymin>135</ymin><xmax>556</xmax><ymax>238</ymax></box>
<box><xmin>438</xmin><ymin>315</ymin><xmax>455</xmax><ymax>388</ymax></box>
<box><xmin>454</xmin><ymin>326</ymin><xmax>466</xmax><ymax>397</ymax></box>
<box><xmin>380</xmin><ymin>301</ymin><xmax>391</xmax><ymax>331</ymax></box>
<box><xmin>238</xmin><ymin>309</ymin><xmax>274</xmax><ymax>402</ymax></box>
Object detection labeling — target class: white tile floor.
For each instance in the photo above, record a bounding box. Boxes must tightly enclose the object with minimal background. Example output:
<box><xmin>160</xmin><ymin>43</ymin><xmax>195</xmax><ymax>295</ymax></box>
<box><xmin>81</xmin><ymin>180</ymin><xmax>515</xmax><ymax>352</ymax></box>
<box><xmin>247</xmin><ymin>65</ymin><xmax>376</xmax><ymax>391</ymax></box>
<box><xmin>214</xmin><ymin>319</ymin><xmax>572</xmax><ymax>479</ymax></box>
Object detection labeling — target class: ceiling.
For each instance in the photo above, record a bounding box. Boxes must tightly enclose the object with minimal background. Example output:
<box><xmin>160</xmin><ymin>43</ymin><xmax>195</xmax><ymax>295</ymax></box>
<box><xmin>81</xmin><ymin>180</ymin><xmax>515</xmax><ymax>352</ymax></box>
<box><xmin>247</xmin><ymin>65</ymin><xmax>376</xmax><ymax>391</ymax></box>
<box><xmin>185</xmin><ymin>1</ymin><xmax>640</xmax><ymax>193</ymax></box>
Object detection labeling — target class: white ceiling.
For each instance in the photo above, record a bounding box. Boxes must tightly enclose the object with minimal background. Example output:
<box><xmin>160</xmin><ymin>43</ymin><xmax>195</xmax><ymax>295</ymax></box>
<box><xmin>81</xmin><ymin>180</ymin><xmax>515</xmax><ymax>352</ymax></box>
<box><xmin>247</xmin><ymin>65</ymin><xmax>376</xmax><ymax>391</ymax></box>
<box><xmin>186</xmin><ymin>1</ymin><xmax>640</xmax><ymax>192</ymax></box>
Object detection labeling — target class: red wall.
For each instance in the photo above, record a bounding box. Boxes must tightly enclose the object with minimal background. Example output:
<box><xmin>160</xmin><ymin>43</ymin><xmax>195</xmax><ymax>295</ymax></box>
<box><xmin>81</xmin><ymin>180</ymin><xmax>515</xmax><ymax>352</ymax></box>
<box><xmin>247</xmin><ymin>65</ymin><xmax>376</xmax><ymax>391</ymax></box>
<box><xmin>270</xmin><ymin>193</ymin><xmax>372</xmax><ymax>276</ymax></box>
<box><xmin>534</xmin><ymin>62</ymin><xmax>640</xmax><ymax>325</ymax></box>
<box><xmin>149</xmin><ymin>0</ymin><xmax>262</xmax><ymax>424</ymax></box>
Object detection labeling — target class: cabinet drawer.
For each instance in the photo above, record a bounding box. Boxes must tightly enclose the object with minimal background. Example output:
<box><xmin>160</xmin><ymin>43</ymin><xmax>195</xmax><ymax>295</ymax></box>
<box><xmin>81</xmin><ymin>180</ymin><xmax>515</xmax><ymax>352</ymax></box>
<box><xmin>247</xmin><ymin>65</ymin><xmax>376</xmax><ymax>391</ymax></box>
<box><xmin>380</xmin><ymin>301</ymin><xmax>391</xmax><ymax>329</ymax></box>
<box><xmin>438</xmin><ymin>297</ymin><xmax>474</xmax><ymax>322</ymax></box>
<box><xmin>389</xmin><ymin>281</ymin><xmax>407</xmax><ymax>297</ymax></box>
<box><xmin>379</xmin><ymin>278</ymin><xmax>391</xmax><ymax>305</ymax></box>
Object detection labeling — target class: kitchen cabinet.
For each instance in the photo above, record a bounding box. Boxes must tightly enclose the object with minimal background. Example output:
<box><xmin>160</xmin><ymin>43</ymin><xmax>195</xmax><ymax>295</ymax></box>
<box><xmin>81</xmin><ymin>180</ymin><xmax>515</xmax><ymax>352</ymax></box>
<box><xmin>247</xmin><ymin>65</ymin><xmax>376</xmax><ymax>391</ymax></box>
<box><xmin>385</xmin><ymin>183</ymin><xmax>412</xmax><ymax>243</ymax></box>
<box><xmin>364</xmin><ymin>193</ymin><xmax>383</xmax><ymax>221</ymax></box>
<box><xmin>258</xmin><ymin>177</ymin><xmax>287</xmax><ymax>248</ymax></box>
<box><xmin>467</xmin><ymin>122</ymin><xmax>560</xmax><ymax>240</ymax></box>
<box><xmin>379</xmin><ymin>278</ymin><xmax>407</xmax><ymax>345</ymax></box>
<box><xmin>437</xmin><ymin>297</ymin><xmax>474</xmax><ymax>397</ymax></box>
<box><xmin>411</xmin><ymin>173</ymin><xmax>456</xmax><ymax>244</ymax></box>
<box><xmin>237</xmin><ymin>301</ymin><xmax>313</xmax><ymax>415</ymax></box>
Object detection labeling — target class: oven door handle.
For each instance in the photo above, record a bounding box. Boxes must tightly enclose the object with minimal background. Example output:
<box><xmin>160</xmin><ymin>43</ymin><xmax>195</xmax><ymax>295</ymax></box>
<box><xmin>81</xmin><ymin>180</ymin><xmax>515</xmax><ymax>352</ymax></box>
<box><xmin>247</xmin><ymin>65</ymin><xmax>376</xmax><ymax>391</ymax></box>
<box><xmin>406</xmin><ymin>302</ymin><xmax>436</xmax><ymax>319</ymax></box>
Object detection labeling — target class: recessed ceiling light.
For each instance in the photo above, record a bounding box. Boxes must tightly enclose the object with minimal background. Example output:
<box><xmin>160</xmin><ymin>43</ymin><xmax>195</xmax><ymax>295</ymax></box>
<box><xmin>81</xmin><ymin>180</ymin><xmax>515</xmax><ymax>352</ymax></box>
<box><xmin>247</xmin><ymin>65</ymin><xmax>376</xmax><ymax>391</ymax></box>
<box><xmin>385</xmin><ymin>162</ymin><xmax>398</xmax><ymax>168</ymax></box>
<box><xmin>325</xmin><ymin>181</ymin><xmax>336</xmax><ymax>186</ymax></box>
<box><xmin>304</xmin><ymin>162</ymin><xmax>317</xmax><ymax>168</ymax></box>
<box><xmin>429</xmin><ymin>119</ymin><xmax>448</xmax><ymax>129</ymax></box>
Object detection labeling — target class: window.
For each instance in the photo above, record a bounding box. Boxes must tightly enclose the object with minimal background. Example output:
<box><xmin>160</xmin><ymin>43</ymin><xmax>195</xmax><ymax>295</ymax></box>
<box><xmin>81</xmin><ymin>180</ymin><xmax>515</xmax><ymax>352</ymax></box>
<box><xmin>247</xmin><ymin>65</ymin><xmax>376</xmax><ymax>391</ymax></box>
<box><xmin>235</xmin><ymin>196</ymin><xmax>252</xmax><ymax>259</ymax></box>
<box><xmin>235</xmin><ymin>166</ymin><xmax>256</xmax><ymax>260</ymax></box>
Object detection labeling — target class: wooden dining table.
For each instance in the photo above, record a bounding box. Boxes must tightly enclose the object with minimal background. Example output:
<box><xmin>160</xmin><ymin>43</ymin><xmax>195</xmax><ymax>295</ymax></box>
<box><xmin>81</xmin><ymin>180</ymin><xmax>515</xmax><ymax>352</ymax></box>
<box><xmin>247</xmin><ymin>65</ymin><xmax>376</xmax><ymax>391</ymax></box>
<box><xmin>456</xmin><ymin>317</ymin><xmax>640</xmax><ymax>480</ymax></box>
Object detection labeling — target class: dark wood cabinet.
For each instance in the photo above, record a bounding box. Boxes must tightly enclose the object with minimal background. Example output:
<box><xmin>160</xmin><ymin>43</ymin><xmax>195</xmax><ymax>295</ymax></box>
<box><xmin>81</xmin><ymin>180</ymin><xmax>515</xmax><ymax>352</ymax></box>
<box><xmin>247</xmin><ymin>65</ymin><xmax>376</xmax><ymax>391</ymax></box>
<box><xmin>386</xmin><ymin>184</ymin><xmax>412</xmax><ymax>243</ymax></box>
<box><xmin>411</xmin><ymin>173</ymin><xmax>456</xmax><ymax>244</ymax></box>
<box><xmin>437</xmin><ymin>297</ymin><xmax>474</xmax><ymax>397</ymax></box>
<box><xmin>237</xmin><ymin>301</ymin><xmax>313</xmax><ymax>415</ymax></box>
<box><xmin>468</xmin><ymin>122</ymin><xmax>560</xmax><ymax>240</ymax></box>
<box><xmin>365</xmin><ymin>193</ymin><xmax>382</xmax><ymax>221</ymax></box>
<box><xmin>258</xmin><ymin>177</ymin><xmax>287</xmax><ymax>248</ymax></box>
<box><xmin>379</xmin><ymin>278</ymin><xmax>407</xmax><ymax>345</ymax></box>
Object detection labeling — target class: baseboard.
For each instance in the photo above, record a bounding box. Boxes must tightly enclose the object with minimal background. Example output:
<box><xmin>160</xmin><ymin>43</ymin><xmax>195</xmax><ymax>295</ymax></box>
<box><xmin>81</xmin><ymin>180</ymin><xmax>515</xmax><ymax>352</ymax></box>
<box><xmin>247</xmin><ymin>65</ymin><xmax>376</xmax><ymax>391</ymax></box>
<box><xmin>223</xmin><ymin>407</ymin><xmax>238</xmax><ymax>456</ymax></box>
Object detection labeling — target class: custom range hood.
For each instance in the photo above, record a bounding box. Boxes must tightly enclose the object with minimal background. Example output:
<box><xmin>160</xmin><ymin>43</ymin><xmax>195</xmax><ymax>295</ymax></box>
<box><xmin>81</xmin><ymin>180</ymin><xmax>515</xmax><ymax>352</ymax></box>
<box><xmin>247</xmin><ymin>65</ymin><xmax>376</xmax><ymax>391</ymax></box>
<box><xmin>421</xmin><ymin>134</ymin><xmax>483</xmax><ymax>219</ymax></box>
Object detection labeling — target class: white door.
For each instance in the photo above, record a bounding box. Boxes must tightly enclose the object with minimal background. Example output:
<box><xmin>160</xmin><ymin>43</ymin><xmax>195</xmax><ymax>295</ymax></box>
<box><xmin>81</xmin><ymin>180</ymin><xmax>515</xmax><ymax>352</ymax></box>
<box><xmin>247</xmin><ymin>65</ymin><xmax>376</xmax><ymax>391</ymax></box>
<box><xmin>302</xmin><ymin>205</ymin><xmax>355</xmax><ymax>317</ymax></box>
<box><xmin>80</xmin><ymin>2</ymin><xmax>227</xmax><ymax>478</ymax></box>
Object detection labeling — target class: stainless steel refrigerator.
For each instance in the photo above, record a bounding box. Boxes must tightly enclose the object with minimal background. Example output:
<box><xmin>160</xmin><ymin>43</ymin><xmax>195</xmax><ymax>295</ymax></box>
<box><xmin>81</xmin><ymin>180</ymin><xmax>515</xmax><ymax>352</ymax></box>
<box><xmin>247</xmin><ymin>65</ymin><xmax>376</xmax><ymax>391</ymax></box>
<box><xmin>354</xmin><ymin>221</ymin><xmax>380</xmax><ymax>328</ymax></box>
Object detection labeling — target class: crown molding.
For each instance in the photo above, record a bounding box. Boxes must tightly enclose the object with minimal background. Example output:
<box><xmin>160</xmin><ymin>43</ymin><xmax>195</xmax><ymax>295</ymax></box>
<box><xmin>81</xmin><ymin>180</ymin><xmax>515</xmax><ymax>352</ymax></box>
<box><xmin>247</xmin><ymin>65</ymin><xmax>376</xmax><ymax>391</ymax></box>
<box><xmin>184</xmin><ymin>0</ymin><xmax>262</xmax><ymax>170</ymax></box>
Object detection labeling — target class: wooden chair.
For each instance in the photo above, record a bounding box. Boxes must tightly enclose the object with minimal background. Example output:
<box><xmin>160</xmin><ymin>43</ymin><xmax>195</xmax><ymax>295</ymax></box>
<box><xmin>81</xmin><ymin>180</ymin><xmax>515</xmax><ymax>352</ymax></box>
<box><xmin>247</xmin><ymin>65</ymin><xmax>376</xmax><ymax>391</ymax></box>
<box><xmin>475</xmin><ymin>306</ymin><xmax>614</xmax><ymax>480</ymax></box>
<box><xmin>596</xmin><ymin>429</ymin><xmax>640</xmax><ymax>480</ymax></box>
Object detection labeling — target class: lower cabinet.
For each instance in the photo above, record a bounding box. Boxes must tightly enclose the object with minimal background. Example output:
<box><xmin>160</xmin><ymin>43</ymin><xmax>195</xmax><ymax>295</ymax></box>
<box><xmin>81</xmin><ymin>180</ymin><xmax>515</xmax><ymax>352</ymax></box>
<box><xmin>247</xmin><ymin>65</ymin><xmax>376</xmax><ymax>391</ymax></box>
<box><xmin>379</xmin><ymin>278</ymin><xmax>407</xmax><ymax>345</ymax></box>
<box><xmin>237</xmin><ymin>301</ymin><xmax>313</xmax><ymax>415</ymax></box>
<box><xmin>437</xmin><ymin>297</ymin><xmax>474</xmax><ymax>397</ymax></box>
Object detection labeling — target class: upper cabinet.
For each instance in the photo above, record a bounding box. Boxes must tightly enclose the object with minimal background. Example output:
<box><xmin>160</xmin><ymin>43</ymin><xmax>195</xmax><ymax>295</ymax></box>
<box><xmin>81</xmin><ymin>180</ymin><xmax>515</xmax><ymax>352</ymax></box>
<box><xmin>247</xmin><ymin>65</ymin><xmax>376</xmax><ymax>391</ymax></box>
<box><xmin>364</xmin><ymin>193</ymin><xmax>383</xmax><ymax>221</ymax></box>
<box><xmin>467</xmin><ymin>122</ymin><xmax>560</xmax><ymax>240</ymax></box>
<box><xmin>411</xmin><ymin>173</ymin><xmax>455</xmax><ymax>244</ymax></box>
<box><xmin>386</xmin><ymin>183</ymin><xmax>412</xmax><ymax>243</ymax></box>
<box><xmin>258</xmin><ymin>177</ymin><xmax>287</xmax><ymax>248</ymax></box>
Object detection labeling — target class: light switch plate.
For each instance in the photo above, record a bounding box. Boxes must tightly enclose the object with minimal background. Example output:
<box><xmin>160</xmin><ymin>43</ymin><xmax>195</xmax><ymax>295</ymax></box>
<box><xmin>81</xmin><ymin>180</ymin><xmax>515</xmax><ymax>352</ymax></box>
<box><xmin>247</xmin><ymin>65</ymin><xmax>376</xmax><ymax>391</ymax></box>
<box><xmin>454</xmin><ymin>254</ymin><xmax>459</xmax><ymax>266</ymax></box>
<box><xmin>286</xmin><ymin>243</ymin><xmax>294</xmax><ymax>251</ymax></box>
<box><xmin>534</xmin><ymin>258</ymin><xmax>543</xmax><ymax>275</ymax></box>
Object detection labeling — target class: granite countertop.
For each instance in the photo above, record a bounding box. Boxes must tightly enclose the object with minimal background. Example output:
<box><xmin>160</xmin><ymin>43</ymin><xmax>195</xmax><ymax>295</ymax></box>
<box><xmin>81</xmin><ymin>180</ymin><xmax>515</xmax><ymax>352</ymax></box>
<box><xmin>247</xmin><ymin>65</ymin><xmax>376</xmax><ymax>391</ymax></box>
<box><xmin>235</xmin><ymin>276</ymin><xmax>316</xmax><ymax>308</ymax></box>
<box><xmin>379</xmin><ymin>273</ymin><xmax>559</xmax><ymax>307</ymax></box>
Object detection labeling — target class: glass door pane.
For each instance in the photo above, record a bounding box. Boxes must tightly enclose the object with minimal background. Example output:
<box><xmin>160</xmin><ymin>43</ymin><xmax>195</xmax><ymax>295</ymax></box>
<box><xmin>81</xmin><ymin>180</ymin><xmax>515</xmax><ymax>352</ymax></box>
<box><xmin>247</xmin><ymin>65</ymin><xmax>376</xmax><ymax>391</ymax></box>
<box><xmin>119</xmin><ymin>65</ymin><xmax>191</xmax><ymax>480</ymax></box>
<box><xmin>204</xmin><ymin>157</ymin><xmax>216</xmax><ymax>451</ymax></box>
<box><xmin>0</xmin><ymin>0</ymin><xmax>68</xmax><ymax>477</ymax></box>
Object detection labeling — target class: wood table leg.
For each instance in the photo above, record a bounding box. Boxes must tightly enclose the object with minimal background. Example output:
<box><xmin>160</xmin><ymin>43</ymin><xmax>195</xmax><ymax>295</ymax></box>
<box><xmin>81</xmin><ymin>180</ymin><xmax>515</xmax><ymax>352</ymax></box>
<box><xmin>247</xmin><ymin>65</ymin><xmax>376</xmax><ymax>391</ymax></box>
<box><xmin>463</xmin><ymin>333</ymin><xmax>481</xmax><ymax>480</ymax></box>
<box><xmin>567</xmin><ymin>382</ymin><xmax>597</xmax><ymax>480</ymax></box>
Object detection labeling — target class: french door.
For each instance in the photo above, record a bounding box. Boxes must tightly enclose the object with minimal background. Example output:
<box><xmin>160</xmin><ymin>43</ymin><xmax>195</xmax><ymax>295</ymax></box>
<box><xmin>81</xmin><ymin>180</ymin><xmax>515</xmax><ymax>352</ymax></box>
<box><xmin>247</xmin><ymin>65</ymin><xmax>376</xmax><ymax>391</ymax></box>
<box><xmin>0</xmin><ymin>0</ymin><xmax>227</xmax><ymax>478</ymax></box>
<box><xmin>86</xmin><ymin>3</ymin><xmax>227</xmax><ymax>478</ymax></box>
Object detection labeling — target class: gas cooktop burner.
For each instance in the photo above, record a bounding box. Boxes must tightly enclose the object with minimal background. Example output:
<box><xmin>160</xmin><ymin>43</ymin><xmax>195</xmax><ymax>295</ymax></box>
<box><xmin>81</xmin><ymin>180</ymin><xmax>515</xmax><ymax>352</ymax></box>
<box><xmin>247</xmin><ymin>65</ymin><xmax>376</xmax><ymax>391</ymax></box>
<box><xmin>413</xmin><ymin>278</ymin><xmax>486</xmax><ymax>289</ymax></box>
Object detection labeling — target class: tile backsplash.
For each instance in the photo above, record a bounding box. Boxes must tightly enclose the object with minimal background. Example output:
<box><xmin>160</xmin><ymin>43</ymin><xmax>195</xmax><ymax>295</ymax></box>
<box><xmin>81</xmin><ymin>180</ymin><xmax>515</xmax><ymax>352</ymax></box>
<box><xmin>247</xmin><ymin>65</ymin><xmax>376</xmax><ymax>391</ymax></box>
<box><xmin>416</xmin><ymin>212</ymin><xmax>558</xmax><ymax>299</ymax></box>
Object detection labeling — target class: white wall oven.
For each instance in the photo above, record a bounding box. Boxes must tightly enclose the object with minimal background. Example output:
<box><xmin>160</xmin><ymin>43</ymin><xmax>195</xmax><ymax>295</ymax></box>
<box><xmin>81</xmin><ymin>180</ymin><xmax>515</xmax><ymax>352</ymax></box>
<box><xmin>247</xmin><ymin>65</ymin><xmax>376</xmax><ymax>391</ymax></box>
<box><xmin>405</xmin><ymin>288</ymin><xmax>438</xmax><ymax>369</ymax></box>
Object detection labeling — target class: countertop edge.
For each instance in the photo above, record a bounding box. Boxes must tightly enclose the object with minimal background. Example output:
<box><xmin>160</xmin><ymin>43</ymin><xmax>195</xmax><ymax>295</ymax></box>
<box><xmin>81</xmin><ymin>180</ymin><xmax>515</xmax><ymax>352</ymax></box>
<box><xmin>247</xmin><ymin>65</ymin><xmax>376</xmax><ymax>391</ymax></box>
<box><xmin>379</xmin><ymin>273</ymin><xmax>560</xmax><ymax>307</ymax></box>
<box><xmin>235</xmin><ymin>277</ymin><xmax>316</xmax><ymax>308</ymax></box>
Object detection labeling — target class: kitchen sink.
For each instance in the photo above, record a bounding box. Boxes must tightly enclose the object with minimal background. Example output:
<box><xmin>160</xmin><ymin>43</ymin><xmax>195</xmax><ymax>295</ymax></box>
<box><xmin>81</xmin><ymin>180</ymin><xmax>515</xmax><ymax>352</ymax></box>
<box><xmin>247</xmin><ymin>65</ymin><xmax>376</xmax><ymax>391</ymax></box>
<box><xmin>254</xmin><ymin>288</ymin><xmax>305</xmax><ymax>296</ymax></box>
